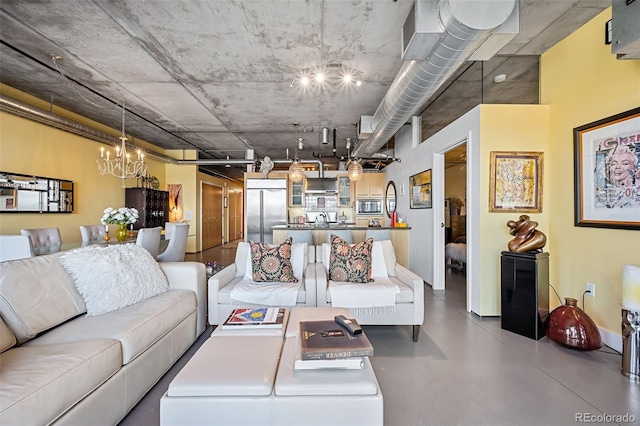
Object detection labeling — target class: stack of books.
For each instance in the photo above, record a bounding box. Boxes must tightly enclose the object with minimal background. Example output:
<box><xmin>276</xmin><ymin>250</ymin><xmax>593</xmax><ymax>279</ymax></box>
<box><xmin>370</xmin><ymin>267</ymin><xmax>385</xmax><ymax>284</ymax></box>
<box><xmin>294</xmin><ymin>320</ymin><xmax>374</xmax><ymax>370</ymax></box>
<box><xmin>221</xmin><ymin>307</ymin><xmax>285</xmax><ymax>330</ymax></box>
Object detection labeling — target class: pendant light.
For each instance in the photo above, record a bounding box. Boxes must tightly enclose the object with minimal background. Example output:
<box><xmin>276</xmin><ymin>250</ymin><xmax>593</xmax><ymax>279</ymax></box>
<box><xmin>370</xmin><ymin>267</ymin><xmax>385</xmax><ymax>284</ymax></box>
<box><xmin>288</xmin><ymin>124</ymin><xmax>305</xmax><ymax>183</ymax></box>
<box><xmin>348</xmin><ymin>159</ymin><xmax>363</xmax><ymax>182</ymax></box>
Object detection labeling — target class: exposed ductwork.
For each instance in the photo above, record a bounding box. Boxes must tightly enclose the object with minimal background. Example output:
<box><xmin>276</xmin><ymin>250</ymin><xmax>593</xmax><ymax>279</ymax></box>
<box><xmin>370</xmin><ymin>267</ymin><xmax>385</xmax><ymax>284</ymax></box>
<box><xmin>352</xmin><ymin>0</ymin><xmax>517</xmax><ymax>158</ymax></box>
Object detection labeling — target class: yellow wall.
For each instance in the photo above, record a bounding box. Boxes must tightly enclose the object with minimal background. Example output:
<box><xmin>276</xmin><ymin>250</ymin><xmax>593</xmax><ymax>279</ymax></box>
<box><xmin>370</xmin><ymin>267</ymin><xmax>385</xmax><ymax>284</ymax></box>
<box><xmin>477</xmin><ymin>105</ymin><xmax>550</xmax><ymax>314</ymax></box>
<box><xmin>0</xmin><ymin>86</ymin><xmax>239</xmax><ymax>249</ymax></box>
<box><xmin>541</xmin><ymin>8</ymin><xmax>640</xmax><ymax>334</ymax></box>
<box><xmin>0</xmin><ymin>110</ymin><xmax>165</xmax><ymax>242</ymax></box>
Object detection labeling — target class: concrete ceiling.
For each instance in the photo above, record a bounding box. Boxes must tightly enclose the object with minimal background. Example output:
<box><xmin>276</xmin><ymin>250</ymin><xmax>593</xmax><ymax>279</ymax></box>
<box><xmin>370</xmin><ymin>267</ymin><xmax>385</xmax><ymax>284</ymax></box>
<box><xmin>0</xmin><ymin>0</ymin><xmax>610</xmax><ymax>179</ymax></box>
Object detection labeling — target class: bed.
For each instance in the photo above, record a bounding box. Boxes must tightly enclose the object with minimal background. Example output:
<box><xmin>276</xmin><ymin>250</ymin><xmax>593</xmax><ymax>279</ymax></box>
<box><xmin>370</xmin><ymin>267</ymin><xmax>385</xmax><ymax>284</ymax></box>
<box><xmin>445</xmin><ymin>236</ymin><xmax>466</xmax><ymax>271</ymax></box>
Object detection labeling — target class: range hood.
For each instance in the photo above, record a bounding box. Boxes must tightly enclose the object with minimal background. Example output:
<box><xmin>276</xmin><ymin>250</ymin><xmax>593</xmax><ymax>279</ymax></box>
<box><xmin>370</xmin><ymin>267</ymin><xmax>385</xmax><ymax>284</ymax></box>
<box><xmin>305</xmin><ymin>177</ymin><xmax>337</xmax><ymax>193</ymax></box>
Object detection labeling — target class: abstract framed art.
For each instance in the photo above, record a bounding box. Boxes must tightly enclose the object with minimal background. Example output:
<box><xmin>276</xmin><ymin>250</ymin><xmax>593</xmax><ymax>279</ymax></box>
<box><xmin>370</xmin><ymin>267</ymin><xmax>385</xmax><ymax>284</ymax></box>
<box><xmin>573</xmin><ymin>106</ymin><xmax>640</xmax><ymax>230</ymax></box>
<box><xmin>489</xmin><ymin>151</ymin><xmax>543</xmax><ymax>213</ymax></box>
<box><xmin>409</xmin><ymin>169</ymin><xmax>432</xmax><ymax>209</ymax></box>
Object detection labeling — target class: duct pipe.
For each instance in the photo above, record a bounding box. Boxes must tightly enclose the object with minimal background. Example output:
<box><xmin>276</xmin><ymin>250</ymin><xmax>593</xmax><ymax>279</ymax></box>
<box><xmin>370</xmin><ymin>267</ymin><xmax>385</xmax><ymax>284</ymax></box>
<box><xmin>176</xmin><ymin>158</ymin><xmax>325</xmax><ymax>178</ymax></box>
<box><xmin>352</xmin><ymin>0</ymin><xmax>516</xmax><ymax>158</ymax></box>
<box><xmin>0</xmin><ymin>94</ymin><xmax>177</xmax><ymax>164</ymax></box>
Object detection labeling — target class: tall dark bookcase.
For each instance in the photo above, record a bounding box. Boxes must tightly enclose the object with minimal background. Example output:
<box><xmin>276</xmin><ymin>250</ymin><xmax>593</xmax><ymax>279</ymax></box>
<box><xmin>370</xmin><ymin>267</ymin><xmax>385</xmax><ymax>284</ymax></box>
<box><xmin>125</xmin><ymin>188</ymin><xmax>169</xmax><ymax>230</ymax></box>
<box><xmin>500</xmin><ymin>251</ymin><xmax>550</xmax><ymax>340</ymax></box>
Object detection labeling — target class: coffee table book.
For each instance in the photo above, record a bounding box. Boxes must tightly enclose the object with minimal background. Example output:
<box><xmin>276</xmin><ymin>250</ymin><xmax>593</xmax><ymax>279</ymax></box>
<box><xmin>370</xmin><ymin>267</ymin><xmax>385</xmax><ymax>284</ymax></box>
<box><xmin>299</xmin><ymin>320</ymin><xmax>374</xmax><ymax>360</ymax></box>
<box><xmin>221</xmin><ymin>307</ymin><xmax>285</xmax><ymax>330</ymax></box>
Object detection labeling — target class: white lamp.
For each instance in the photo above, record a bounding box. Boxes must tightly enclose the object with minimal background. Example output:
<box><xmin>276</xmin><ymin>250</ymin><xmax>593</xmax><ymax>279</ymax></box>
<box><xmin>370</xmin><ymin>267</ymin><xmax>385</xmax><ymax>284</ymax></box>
<box><xmin>623</xmin><ymin>264</ymin><xmax>640</xmax><ymax>311</ymax></box>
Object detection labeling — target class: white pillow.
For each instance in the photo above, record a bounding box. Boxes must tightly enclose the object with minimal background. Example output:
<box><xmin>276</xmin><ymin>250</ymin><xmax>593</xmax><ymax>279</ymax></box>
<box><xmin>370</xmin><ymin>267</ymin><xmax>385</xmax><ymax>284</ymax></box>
<box><xmin>61</xmin><ymin>244</ymin><xmax>169</xmax><ymax>316</ymax></box>
<box><xmin>235</xmin><ymin>242</ymin><xmax>251</xmax><ymax>278</ymax></box>
<box><xmin>290</xmin><ymin>242</ymin><xmax>307</xmax><ymax>281</ymax></box>
<box><xmin>371</xmin><ymin>241</ymin><xmax>388</xmax><ymax>278</ymax></box>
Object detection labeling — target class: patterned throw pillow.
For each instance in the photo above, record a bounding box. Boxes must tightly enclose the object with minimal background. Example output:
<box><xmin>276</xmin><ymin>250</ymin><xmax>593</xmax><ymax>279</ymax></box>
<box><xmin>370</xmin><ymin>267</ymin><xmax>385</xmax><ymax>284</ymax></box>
<box><xmin>250</xmin><ymin>237</ymin><xmax>299</xmax><ymax>283</ymax></box>
<box><xmin>329</xmin><ymin>234</ymin><xmax>374</xmax><ymax>283</ymax></box>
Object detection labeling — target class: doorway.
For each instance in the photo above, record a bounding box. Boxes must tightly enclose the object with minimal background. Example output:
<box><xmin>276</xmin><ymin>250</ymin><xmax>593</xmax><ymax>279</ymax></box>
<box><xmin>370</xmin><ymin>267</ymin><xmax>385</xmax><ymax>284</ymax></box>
<box><xmin>443</xmin><ymin>143</ymin><xmax>468</xmax><ymax>308</ymax></box>
<box><xmin>201</xmin><ymin>182</ymin><xmax>223</xmax><ymax>250</ymax></box>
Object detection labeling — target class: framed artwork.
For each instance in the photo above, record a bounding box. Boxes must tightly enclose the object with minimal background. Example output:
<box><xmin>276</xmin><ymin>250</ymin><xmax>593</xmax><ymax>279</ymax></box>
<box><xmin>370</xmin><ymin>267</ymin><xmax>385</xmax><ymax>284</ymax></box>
<box><xmin>573</xmin><ymin>106</ymin><xmax>640</xmax><ymax>230</ymax></box>
<box><xmin>409</xmin><ymin>169</ymin><xmax>432</xmax><ymax>209</ymax></box>
<box><xmin>168</xmin><ymin>184</ymin><xmax>183</xmax><ymax>222</ymax></box>
<box><xmin>489</xmin><ymin>151</ymin><xmax>543</xmax><ymax>213</ymax></box>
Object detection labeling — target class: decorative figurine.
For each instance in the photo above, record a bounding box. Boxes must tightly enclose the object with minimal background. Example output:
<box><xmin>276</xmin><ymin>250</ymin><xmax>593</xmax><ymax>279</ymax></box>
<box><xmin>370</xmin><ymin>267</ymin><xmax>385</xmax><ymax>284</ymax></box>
<box><xmin>506</xmin><ymin>214</ymin><xmax>547</xmax><ymax>253</ymax></box>
<box><xmin>260</xmin><ymin>156</ymin><xmax>274</xmax><ymax>178</ymax></box>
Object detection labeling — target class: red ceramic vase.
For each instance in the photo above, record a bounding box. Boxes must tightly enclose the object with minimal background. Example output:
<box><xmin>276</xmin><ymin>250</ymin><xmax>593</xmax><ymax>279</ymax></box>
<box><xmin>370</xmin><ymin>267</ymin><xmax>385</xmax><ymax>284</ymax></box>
<box><xmin>545</xmin><ymin>297</ymin><xmax>602</xmax><ymax>350</ymax></box>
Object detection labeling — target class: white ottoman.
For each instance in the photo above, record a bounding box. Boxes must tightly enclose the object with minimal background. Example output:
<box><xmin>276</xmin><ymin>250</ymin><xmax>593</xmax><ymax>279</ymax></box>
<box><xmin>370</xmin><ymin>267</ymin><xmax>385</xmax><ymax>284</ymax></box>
<box><xmin>160</xmin><ymin>335</ymin><xmax>283</xmax><ymax>426</ymax></box>
<box><xmin>273</xmin><ymin>338</ymin><xmax>383</xmax><ymax>426</ymax></box>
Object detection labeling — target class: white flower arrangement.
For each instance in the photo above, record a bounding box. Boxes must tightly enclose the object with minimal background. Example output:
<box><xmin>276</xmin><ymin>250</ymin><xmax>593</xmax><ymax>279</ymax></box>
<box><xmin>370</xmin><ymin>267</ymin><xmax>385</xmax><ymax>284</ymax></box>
<box><xmin>101</xmin><ymin>207</ymin><xmax>139</xmax><ymax>225</ymax></box>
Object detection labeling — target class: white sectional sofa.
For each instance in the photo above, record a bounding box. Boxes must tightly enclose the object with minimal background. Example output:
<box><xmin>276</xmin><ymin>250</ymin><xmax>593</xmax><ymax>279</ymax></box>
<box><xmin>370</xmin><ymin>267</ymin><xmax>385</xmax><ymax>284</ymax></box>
<box><xmin>0</xmin><ymin>249</ymin><xmax>206</xmax><ymax>426</ymax></box>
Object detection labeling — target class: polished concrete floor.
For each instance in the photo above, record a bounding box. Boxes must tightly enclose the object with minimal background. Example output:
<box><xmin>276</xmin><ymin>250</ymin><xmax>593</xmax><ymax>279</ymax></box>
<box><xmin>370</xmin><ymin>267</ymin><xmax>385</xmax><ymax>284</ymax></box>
<box><xmin>120</xmin><ymin>257</ymin><xmax>639</xmax><ymax>426</ymax></box>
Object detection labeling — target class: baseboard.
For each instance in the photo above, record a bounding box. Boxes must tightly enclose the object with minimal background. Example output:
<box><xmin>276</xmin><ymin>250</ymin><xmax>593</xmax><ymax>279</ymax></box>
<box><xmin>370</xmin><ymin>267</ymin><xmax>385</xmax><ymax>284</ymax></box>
<box><xmin>600</xmin><ymin>326</ymin><xmax>622</xmax><ymax>353</ymax></box>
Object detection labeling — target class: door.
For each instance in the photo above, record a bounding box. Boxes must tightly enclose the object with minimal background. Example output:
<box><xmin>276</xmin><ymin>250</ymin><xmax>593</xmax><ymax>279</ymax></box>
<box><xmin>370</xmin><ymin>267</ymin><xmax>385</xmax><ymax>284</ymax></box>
<box><xmin>202</xmin><ymin>183</ymin><xmax>223</xmax><ymax>249</ymax></box>
<box><xmin>229</xmin><ymin>190</ymin><xmax>243</xmax><ymax>241</ymax></box>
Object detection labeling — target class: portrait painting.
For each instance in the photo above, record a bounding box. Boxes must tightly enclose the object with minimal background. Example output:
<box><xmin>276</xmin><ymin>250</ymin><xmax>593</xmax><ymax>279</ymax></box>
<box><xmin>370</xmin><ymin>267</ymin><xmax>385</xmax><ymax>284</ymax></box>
<box><xmin>574</xmin><ymin>107</ymin><xmax>640</xmax><ymax>229</ymax></box>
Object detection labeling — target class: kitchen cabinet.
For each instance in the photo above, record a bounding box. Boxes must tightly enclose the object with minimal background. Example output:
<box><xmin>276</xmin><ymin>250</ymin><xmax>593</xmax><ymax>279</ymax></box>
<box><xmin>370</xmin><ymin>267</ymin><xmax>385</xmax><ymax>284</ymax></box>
<box><xmin>337</xmin><ymin>174</ymin><xmax>353</xmax><ymax>207</ymax></box>
<box><xmin>125</xmin><ymin>188</ymin><xmax>169</xmax><ymax>230</ymax></box>
<box><xmin>289</xmin><ymin>179</ymin><xmax>304</xmax><ymax>207</ymax></box>
<box><xmin>355</xmin><ymin>173</ymin><xmax>385</xmax><ymax>198</ymax></box>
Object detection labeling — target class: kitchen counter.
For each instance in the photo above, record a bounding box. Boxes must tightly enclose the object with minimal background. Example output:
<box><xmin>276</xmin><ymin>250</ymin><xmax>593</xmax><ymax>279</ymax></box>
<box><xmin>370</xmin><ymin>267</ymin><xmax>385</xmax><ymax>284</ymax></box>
<box><xmin>272</xmin><ymin>224</ymin><xmax>410</xmax><ymax>267</ymax></box>
<box><xmin>275</xmin><ymin>224</ymin><xmax>410</xmax><ymax>230</ymax></box>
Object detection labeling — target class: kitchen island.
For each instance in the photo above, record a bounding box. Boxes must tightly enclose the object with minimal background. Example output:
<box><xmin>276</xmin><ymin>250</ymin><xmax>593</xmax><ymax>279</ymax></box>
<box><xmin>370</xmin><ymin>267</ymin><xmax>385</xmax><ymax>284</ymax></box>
<box><xmin>272</xmin><ymin>224</ymin><xmax>410</xmax><ymax>267</ymax></box>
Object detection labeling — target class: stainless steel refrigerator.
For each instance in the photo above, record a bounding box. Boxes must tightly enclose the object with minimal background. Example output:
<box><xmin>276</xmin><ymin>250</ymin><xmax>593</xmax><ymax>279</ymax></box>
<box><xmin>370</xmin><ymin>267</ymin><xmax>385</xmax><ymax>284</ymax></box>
<box><xmin>246</xmin><ymin>179</ymin><xmax>287</xmax><ymax>244</ymax></box>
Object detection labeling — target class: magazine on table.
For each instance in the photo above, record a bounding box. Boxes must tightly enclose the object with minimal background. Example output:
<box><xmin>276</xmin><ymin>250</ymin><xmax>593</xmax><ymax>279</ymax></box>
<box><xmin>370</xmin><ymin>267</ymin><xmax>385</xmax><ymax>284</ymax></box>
<box><xmin>299</xmin><ymin>320</ymin><xmax>373</xmax><ymax>360</ymax></box>
<box><xmin>221</xmin><ymin>307</ymin><xmax>285</xmax><ymax>330</ymax></box>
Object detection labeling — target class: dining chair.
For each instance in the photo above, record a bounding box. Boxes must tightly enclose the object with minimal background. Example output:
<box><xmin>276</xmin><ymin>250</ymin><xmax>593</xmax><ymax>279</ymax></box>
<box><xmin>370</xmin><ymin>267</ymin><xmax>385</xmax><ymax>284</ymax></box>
<box><xmin>0</xmin><ymin>235</ymin><xmax>36</xmax><ymax>261</ymax></box>
<box><xmin>20</xmin><ymin>227</ymin><xmax>62</xmax><ymax>253</ymax></box>
<box><xmin>365</xmin><ymin>229</ymin><xmax>391</xmax><ymax>241</ymax></box>
<box><xmin>287</xmin><ymin>229</ymin><xmax>313</xmax><ymax>245</ymax></box>
<box><xmin>79</xmin><ymin>224</ymin><xmax>106</xmax><ymax>243</ymax></box>
<box><xmin>164</xmin><ymin>222</ymin><xmax>178</xmax><ymax>240</ymax></box>
<box><xmin>157</xmin><ymin>223</ymin><xmax>189</xmax><ymax>262</ymax></box>
<box><xmin>136</xmin><ymin>227</ymin><xmax>163</xmax><ymax>258</ymax></box>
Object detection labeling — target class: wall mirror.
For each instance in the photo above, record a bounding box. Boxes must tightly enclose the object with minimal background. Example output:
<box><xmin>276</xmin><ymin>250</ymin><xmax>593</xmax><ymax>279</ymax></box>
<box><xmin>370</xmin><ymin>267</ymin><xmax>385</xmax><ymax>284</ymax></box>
<box><xmin>0</xmin><ymin>171</ymin><xmax>74</xmax><ymax>213</ymax></box>
<box><xmin>385</xmin><ymin>180</ymin><xmax>396</xmax><ymax>217</ymax></box>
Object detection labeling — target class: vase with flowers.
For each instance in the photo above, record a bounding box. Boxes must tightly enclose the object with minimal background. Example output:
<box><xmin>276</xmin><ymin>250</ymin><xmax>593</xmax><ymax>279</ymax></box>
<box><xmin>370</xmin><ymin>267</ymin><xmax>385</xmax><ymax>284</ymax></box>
<box><xmin>101</xmin><ymin>207</ymin><xmax>139</xmax><ymax>242</ymax></box>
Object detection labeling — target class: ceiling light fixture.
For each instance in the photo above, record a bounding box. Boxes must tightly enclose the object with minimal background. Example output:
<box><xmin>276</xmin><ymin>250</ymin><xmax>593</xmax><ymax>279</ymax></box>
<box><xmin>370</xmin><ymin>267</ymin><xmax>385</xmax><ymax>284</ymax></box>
<box><xmin>347</xmin><ymin>159</ymin><xmax>363</xmax><ymax>182</ymax></box>
<box><xmin>290</xmin><ymin>61</ymin><xmax>364</xmax><ymax>90</ymax></box>
<box><xmin>493</xmin><ymin>73</ymin><xmax>507</xmax><ymax>83</ymax></box>
<box><xmin>322</xmin><ymin>127</ymin><xmax>329</xmax><ymax>144</ymax></box>
<box><xmin>225</xmin><ymin>156</ymin><xmax>231</xmax><ymax>167</ymax></box>
<box><xmin>96</xmin><ymin>101</ymin><xmax>147</xmax><ymax>187</ymax></box>
<box><xmin>288</xmin><ymin>123</ymin><xmax>305</xmax><ymax>183</ymax></box>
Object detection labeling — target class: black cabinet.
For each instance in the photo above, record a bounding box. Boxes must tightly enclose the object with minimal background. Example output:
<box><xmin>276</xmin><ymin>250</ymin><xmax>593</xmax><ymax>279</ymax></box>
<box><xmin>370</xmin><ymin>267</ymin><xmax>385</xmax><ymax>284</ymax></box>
<box><xmin>125</xmin><ymin>188</ymin><xmax>169</xmax><ymax>230</ymax></box>
<box><xmin>500</xmin><ymin>251</ymin><xmax>549</xmax><ymax>340</ymax></box>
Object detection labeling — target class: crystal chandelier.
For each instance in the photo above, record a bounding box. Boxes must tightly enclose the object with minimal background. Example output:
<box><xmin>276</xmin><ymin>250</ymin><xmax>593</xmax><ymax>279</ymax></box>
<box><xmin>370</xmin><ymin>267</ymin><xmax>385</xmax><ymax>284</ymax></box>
<box><xmin>96</xmin><ymin>102</ymin><xmax>147</xmax><ymax>187</ymax></box>
<box><xmin>348</xmin><ymin>159</ymin><xmax>363</xmax><ymax>182</ymax></box>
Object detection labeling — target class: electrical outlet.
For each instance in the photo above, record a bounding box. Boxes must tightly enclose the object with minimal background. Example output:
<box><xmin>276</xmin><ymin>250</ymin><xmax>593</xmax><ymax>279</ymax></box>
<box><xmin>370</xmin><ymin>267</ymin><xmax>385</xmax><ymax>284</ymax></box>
<box><xmin>586</xmin><ymin>282</ymin><xmax>595</xmax><ymax>298</ymax></box>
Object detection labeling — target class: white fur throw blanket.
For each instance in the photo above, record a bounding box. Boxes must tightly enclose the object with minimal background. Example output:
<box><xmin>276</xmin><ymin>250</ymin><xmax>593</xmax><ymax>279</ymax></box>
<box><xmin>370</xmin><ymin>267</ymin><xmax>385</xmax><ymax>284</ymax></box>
<box><xmin>329</xmin><ymin>278</ymin><xmax>399</xmax><ymax>309</ymax></box>
<box><xmin>230</xmin><ymin>278</ymin><xmax>301</xmax><ymax>307</ymax></box>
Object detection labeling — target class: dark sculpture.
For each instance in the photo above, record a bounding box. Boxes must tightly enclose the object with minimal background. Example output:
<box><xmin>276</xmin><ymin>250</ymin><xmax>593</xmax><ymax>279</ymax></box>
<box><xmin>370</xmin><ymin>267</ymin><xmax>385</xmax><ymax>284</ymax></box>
<box><xmin>506</xmin><ymin>215</ymin><xmax>547</xmax><ymax>253</ymax></box>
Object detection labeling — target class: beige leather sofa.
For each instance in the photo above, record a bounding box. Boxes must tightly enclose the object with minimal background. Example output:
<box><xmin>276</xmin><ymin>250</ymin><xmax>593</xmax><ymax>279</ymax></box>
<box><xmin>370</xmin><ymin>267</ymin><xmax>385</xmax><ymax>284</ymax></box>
<box><xmin>0</xmin><ymin>252</ymin><xmax>207</xmax><ymax>426</ymax></box>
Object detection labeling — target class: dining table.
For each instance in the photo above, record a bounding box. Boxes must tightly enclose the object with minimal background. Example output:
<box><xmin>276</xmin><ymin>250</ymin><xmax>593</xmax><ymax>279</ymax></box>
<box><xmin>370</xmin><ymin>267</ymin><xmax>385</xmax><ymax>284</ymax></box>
<box><xmin>35</xmin><ymin>237</ymin><xmax>168</xmax><ymax>256</ymax></box>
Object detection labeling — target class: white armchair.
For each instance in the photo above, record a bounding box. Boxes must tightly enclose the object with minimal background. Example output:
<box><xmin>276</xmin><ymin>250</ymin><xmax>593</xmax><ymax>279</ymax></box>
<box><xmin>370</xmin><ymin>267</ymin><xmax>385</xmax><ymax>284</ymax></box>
<box><xmin>208</xmin><ymin>241</ymin><xmax>317</xmax><ymax>325</ymax></box>
<box><xmin>315</xmin><ymin>240</ymin><xmax>424</xmax><ymax>341</ymax></box>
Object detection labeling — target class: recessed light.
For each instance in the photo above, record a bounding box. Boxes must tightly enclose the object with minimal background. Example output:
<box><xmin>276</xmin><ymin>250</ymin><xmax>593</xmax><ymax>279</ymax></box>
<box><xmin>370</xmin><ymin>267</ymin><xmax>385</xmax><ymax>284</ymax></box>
<box><xmin>493</xmin><ymin>74</ymin><xmax>507</xmax><ymax>83</ymax></box>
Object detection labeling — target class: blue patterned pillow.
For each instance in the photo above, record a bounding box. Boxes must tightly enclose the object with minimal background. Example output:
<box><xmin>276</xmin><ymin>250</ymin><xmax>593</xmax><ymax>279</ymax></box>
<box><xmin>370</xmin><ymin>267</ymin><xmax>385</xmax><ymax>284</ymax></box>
<box><xmin>329</xmin><ymin>235</ymin><xmax>373</xmax><ymax>283</ymax></box>
<box><xmin>250</xmin><ymin>237</ymin><xmax>298</xmax><ymax>283</ymax></box>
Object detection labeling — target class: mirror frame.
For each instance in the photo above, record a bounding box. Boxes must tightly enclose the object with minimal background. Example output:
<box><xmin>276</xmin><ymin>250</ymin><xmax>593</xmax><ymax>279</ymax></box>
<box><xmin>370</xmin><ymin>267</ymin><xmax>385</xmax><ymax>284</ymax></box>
<box><xmin>385</xmin><ymin>180</ymin><xmax>397</xmax><ymax>218</ymax></box>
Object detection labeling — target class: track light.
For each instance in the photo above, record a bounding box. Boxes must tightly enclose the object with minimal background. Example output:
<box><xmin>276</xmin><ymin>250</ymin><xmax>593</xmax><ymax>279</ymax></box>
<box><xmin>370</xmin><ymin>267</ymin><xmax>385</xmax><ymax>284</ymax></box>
<box><xmin>322</xmin><ymin>127</ymin><xmax>329</xmax><ymax>144</ymax></box>
<box><xmin>225</xmin><ymin>156</ymin><xmax>231</xmax><ymax>167</ymax></box>
<box><xmin>298</xmin><ymin>138</ymin><xmax>304</xmax><ymax>150</ymax></box>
